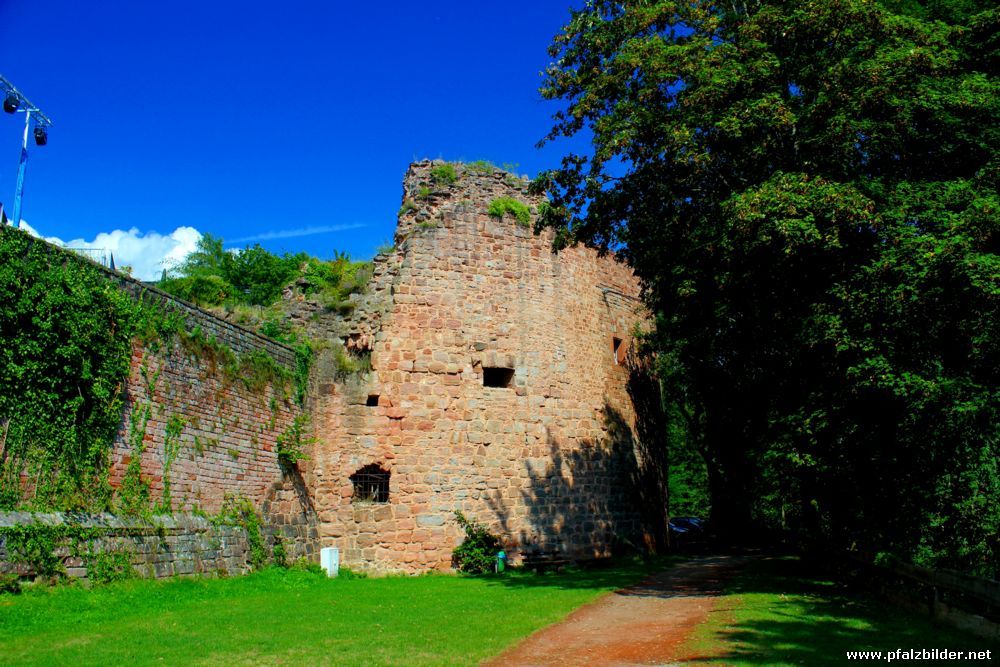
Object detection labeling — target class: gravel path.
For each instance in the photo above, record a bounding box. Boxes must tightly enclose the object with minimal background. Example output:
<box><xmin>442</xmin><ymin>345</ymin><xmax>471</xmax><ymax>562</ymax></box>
<box><xmin>484</xmin><ymin>555</ymin><xmax>746</xmax><ymax>667</ymax></box>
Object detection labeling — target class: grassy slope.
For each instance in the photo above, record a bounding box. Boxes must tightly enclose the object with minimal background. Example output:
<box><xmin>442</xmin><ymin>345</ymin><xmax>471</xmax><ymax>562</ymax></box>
<box><xmin>0</xmin><ymin>559</ymin><xmax>677</xmax><ymax>666</ymax></box>
<box><xmin>686</xmin><ymin>557</ymin><xmax>999</xmax><ymax>665</ymax></box>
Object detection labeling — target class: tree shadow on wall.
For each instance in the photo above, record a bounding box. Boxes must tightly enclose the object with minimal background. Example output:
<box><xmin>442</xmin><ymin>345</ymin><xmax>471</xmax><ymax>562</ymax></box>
<box><xmin>483</xmin><ymin>360</ymin><xmax>668</xmax><ymax>564</ymax></box>
<box><xmin>264</xmin><ymin>463</ymin><xmax>317</xmax><ymax>519</ymax></box>
<box><xmin>624</xmin><ymin>350</ymin><xmax>670</xmax><ymax>553</ymax></box>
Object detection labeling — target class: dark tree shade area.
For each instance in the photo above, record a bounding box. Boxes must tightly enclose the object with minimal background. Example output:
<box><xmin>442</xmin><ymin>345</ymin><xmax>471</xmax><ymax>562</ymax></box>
<box><xmin>534</xmin><ymin>0</ymin><xmax>999</xmax><ymax>576</ymax></box>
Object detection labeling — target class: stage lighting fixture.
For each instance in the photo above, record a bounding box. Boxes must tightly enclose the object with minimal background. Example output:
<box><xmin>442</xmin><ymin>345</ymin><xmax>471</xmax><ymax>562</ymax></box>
<box><xmin>33</xmin><ymin>126</ymin><xmax>47</xmax><ymax>146</ymax></box>
<box><xmin>3</xmin><ymin>93</ymin><xmax>19</xmax><ymax>113</ymax></box>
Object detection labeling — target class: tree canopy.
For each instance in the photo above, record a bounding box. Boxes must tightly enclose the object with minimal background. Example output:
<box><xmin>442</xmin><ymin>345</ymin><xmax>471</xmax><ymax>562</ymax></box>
<box><xmin>159</xmin><ymin>234</ymin><xmax>371</xmax><ymax>311</ymax></box>
<box><xmin>534</xmin><ymin>0</ymin><xmax>999</xmax><ymax>575</ymax></box>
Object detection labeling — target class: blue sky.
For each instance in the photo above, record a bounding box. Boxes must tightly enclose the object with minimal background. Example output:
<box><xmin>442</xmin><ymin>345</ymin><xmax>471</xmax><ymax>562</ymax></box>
<box><xmin>0</xmin><ymin>1</ymin><xmax>587</xmax><ymax>278</ymax></box>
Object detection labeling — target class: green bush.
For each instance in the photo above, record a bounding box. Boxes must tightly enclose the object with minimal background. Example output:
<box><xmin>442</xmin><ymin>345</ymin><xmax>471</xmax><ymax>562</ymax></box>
<box><xmin>487</xmin><ymin>197</ymin><xmax>531</xmax><ymax>226</ymax></box>
<box><xmin>289</xmin><ymin>557</ymin><xmax>323</xmax><ymax>574</ymax></box>
<box><xmin>430</xmin><ymin>163</ymin><xmax>458</xmax><ymax>185</ymax></box>
<box><xmin>452</xmin><ymin>511</ymin><xmax>502</xmax><ymax>574</ymax></box>
<box><xmin>0</xmin><ymin>227</ymin><xmax>138</xmax><ymax>510</ymax></box>
<box><xmin>0</xmin><ymin>573</ymin><xmax>20</xmax><ymax>595</ymax></box>
<box><xmin>160</xmin><ymin>274</ymin><xmax>232</xmax><ymax>306</ymax></box>
<box><xmin>159</xmin><ymin>233</ymin><xmax>373</xmax><ymax>314</ymax></box>
<box><xmin>276</xmin><ymin>414</ymin><xmax>310</xmax><ymax>467</ymax></box>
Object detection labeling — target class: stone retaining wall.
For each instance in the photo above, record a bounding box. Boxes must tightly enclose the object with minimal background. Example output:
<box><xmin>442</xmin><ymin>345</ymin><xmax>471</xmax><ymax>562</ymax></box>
<box><xmin>0</xmin><ymin>512</ymin><xmax>317</xmax><ymax>583</ymax></box>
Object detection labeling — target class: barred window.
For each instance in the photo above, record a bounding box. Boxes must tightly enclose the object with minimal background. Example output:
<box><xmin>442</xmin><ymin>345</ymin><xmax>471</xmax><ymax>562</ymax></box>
<box><xmin>350</xmin><ymin>464</ymin><xmax>390</xmax><ymax>503</ymax></box>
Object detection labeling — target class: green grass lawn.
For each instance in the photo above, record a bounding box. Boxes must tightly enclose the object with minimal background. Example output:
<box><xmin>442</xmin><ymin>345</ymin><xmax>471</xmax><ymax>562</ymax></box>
<box><xmin>0</xmin><ymin>558</ymin><xmax>677</xmax><ymax>666</ymax></box>
<box><xmin>685</xmin><ymin>556</ymin><xmax>999</xmax><ymax>665</ymax></box>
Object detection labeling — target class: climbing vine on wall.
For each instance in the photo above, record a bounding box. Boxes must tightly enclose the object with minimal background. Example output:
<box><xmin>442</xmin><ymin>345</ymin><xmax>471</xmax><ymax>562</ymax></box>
<box><xmin>0</xmin><ymin>226</ymin><xmax>302</xmax><ymax>513</ymax></box>
<box><xmin>0</xmin><ymin>227</ymin><xmax>139</xmax><ymax>511</ymax></box>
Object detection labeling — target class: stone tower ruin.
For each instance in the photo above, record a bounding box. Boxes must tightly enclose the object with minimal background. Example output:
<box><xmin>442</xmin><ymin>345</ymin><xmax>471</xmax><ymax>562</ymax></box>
<box><xmin>303</xmin><ymin>161</ymin><xmax>667</xmax><ymax>572</ymax></box>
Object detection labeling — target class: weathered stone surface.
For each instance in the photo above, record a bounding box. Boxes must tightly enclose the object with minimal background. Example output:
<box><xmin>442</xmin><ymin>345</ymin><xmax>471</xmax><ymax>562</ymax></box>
<box><xmin>303</xmin><ymin>161</ymin><xmax>665</xmax><ymax>574</ymax></box>
<box><xmin>0</xmin><ymin>512</ymin><xmax>272</xmax><ymax>582</ymax></box>
<box><xmin>1</xmin><ymin>162</ymin><xmax>663</xmax><ymax>581</ymax></box>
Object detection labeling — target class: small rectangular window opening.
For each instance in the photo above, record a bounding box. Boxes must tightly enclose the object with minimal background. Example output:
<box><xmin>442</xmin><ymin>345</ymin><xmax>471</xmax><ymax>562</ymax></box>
<box><xmin>351</xmin><ymin>464</ymin><xmax>390</xmax><ymax>503</ymax></box>
<box><xmin>366</xmin><ymin>394</ymin><xmax>380</xmax><ymax>407</ymax></box>
<box><xmin>483</xmin><ymin>366</ymin><xmax>515</xmax><ymax>388</ymax></box>
<box><xmin>612</xmin><ymin>337</ymin><xmax>623</xmax><ymax>365</ymax></box>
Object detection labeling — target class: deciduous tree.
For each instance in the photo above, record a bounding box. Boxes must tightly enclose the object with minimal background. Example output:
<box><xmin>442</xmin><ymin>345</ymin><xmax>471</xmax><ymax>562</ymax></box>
<box><xmin>535</xmin><ymin>0</ymin><xmax>999</xmax><ymax>574</ymax></box>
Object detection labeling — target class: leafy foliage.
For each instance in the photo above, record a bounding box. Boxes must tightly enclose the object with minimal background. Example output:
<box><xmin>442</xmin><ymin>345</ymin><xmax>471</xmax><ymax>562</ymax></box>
<box><xmin>159</xmin><ymin>233</ymin><xmax>372</xmax><ymax>312</ymax></box>
<box><xmin>535</xmin><ymin>0</ymin><xmax>999</xmax><ymax>575</ymax></box>
<box><xmin>0</xmin><ymin>227</ymin><xmax>138</xmax><ymax>510</ymax></box>
<box><xmin>487</xmin><ymin>197</ymin><xmax>532</xmax><ymax>226</ymax></box>
<box><xmin>86</xmin><ymin>545</ymin><xmax>137</xmax><ymax>585</ymax></box>
<box><xmin>0</xmin><ymin>226</ymin><xmax>303</xmax><ymax>512</ymax></box>
<box><xmin>215</xmin><ymin>495</ymin><xmax>268</xmax><ymax>570</ymax></box>
<box><xmin>452</xmin><ymin>511</ymin><xmax>502</xmax><ymax>574</ymax></box>
<box><xmin>275</xmin><ymin>414</ymin><xmax>311</xmax><ymax>467</ymax></box>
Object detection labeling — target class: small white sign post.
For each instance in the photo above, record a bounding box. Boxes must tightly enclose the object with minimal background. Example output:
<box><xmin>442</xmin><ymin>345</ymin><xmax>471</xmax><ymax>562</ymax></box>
<box><xmin>320</xmin><ymin>547</ymin><xmax>340</xmax><ymax>577</ymax></box>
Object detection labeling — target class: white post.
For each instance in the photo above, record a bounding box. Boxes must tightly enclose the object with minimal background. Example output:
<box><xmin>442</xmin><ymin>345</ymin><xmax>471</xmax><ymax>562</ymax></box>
<box><xmin>320</xmin><ymin>547</ymin><xmax>340</xmax><ymax>577</ymax></box>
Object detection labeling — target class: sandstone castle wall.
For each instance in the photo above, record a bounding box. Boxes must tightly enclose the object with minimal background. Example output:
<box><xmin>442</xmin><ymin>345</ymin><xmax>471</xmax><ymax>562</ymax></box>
<box><xmin>305</xmin><ymin>162</ymin><xmax>665</xmax><ymax>572</ymax></box>
<box><xmin>1</xmin><ymin>161</ymin><xmax>663</xmax><ymax>580</ymax></box>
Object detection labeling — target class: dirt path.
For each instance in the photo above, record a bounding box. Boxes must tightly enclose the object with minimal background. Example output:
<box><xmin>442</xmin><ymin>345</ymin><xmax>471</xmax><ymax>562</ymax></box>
<box><xmin>484</xmin><ymin>555</ymin><xmax>746</xmax><ymax>667</ymax></box>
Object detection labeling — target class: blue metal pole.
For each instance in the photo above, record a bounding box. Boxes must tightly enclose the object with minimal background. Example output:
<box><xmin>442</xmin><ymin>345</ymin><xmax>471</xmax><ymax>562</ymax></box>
<box><xmin>11</xmin><ymin>111</ymin><xmax>29</xmax><ymax>228</ymax></box>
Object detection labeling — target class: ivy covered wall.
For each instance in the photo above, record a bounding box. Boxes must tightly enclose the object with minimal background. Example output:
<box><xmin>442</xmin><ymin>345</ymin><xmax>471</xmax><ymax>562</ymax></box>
<box><xmin>0</xmin><ymin>226</ymin><xmax>317</xmax><ymax>564</ymax></box>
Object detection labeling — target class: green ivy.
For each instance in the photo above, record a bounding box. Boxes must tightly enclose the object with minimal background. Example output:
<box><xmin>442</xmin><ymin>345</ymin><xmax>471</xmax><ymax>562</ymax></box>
<box><xmin>0</xmin><ymin>227</ymin><xmax>138</xmax><ymax>511</ymax></box>
<box><xmin>0</xmin><ymin>523</ymin><xmax>101</xmax><ymax>580</ymax></box>
<box><xmin>276</xmin><ymin>414</ymin><xmax>311</xmax><ymax>468</ymax></box>
<box><xmin>214</xmin><ymin>496</ymin><xmax>268</xmax><ymax>570</ymax></box>
<box><xmin>156</xmin><ymin>414</ymin><xmax>186</xmax><ymax>513</ymax></box>
<box><xmin>86</xmin><ymin>544</ymin><xmax>136</xmax><ymax>585</ymax></box>
<box><xmin>0</xmin><ymin>226</ymin><xmax>300</xmax><ymax>513</ymax></box>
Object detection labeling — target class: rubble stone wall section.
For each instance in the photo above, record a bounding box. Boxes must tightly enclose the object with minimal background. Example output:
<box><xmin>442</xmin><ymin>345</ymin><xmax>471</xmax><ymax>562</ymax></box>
<box><xmin>306</xmin><ymin>162</ymin><xmax>661</xmax><ymax>573</ymax></box>
<box><xmin>0</xmin><ymin>512</ymin><xmax>317</xmax><ymax>582</ymax></box>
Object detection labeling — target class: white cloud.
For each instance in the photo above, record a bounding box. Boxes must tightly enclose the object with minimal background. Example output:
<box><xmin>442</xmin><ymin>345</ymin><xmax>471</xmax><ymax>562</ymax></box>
<box><xmin>20</xmin><ymin>221</ymin><xmax>202</xmax><ymax>281</ymax></box>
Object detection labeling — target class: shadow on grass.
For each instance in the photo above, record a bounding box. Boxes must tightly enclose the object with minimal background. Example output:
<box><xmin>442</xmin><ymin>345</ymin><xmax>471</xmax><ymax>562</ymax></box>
<box><xmin>684</xmin><ymin>557</ymin><xmax>999</xmax><ymax>665</ymax></box>
<box><xmin>472</xmin><ymin>554</ymin><xmax>688</xmax><ymax>594</ymax></box>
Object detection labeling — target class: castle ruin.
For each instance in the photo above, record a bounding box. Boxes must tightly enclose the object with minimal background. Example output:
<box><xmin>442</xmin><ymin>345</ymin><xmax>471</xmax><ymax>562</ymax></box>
<box><xmin>303</xmin><ymin>161</ymin><xmax>666</xmax><ymax>572</ymax></box>
<box><xmin>0</xmin><ymin>161</ymin><xmax>666</xmax><ymax>578</ymax></box>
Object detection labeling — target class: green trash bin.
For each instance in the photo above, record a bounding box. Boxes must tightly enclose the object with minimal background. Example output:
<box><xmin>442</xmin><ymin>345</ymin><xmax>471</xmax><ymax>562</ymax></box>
<box><xmin>496</xmin><ymin>550</ymin><xmax>507</xmax><ymax>574</ymax></box>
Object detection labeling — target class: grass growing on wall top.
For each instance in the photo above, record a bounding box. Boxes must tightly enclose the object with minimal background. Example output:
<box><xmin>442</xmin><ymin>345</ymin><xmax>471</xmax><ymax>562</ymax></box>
<box><xmin>488</xmin><ymin>197</ymin><xmax>531</xmax><ymax>226</ymax></box>
<box><xmin>0</xmin><ymin>557</ymin><xmax>679</xmax><ymax>665</ymax></box>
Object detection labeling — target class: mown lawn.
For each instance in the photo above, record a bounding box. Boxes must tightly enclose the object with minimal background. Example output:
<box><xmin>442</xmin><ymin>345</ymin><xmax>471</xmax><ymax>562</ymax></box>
<box><xmin>0</xmin><ymin>557</ymin><xmax>678</xmax><ymax>666</ymax></box>
<box><xmin>685</xmin><ymin>556</ymin><xmax>999</xmax><ymax>665</ymax></box>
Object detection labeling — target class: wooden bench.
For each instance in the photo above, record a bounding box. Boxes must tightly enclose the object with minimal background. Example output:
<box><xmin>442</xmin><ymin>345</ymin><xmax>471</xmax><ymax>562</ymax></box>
<box><xmin>520</xmin><ymin>550</ymin><xmax>572</xmax><ymax>573</ymax></box>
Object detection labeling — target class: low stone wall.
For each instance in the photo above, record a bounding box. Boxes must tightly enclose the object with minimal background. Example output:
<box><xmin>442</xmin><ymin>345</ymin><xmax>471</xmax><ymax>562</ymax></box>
<box><xmin>0</xmin><ymin>512</ymin><xmax>320</xmax><ymax>584</ymax></box>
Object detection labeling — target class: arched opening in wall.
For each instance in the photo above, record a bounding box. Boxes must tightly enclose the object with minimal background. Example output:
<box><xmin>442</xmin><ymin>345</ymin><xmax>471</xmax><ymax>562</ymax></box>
<box><xmin>612</xmin><ymin>337</ymin><xmax>624</xmax><ymax>365</ymax></box>
<box><xmin>350</xmin><ymin>464</ymin><xmax>390</xmax><ymax>503</ymax></box>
